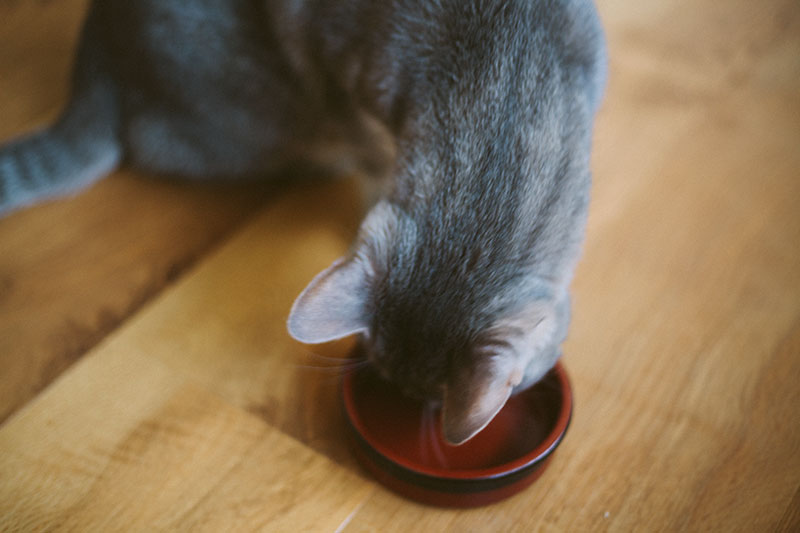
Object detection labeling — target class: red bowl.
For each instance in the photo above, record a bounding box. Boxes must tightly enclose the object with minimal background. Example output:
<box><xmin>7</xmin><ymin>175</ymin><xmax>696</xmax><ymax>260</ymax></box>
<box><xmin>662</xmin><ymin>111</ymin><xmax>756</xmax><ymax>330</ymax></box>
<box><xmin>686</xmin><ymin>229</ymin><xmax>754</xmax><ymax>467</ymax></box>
<box><xmin>341</xmin><ymin>359</ymin><xmax>572</xmax><ymax>507</ymax></box>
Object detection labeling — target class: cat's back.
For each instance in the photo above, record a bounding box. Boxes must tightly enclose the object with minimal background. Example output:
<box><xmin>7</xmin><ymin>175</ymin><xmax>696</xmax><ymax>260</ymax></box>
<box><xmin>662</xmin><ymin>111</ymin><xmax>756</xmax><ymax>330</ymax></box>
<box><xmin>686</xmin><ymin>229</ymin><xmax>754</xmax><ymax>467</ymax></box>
<box><xmin>370</xmin><ymin>0</ymin><xmax>608</xmax><ymax>326</ymax></box>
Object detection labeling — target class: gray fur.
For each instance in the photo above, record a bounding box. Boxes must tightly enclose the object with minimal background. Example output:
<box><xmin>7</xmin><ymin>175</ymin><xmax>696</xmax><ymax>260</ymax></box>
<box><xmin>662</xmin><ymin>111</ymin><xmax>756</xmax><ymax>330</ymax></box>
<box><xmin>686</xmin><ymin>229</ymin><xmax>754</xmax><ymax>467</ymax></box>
<box><xmin>0</xmin><ymin>10</ymin><xmax>121</xmax><ymax>212</ymax></box>
<box><xmin>0</xmin><ymin>0</ymin><xmax>606</xmax><ymax>443</ymax></box>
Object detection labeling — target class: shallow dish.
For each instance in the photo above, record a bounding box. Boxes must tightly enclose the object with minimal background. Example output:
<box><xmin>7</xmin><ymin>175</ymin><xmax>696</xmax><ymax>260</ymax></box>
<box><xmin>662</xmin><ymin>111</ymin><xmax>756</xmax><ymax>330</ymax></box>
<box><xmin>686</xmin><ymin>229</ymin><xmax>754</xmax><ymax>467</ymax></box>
<box><xmin>341</xmin><ymin>358</ymin><xmax>572</xmax><ymax>507</ymax></box>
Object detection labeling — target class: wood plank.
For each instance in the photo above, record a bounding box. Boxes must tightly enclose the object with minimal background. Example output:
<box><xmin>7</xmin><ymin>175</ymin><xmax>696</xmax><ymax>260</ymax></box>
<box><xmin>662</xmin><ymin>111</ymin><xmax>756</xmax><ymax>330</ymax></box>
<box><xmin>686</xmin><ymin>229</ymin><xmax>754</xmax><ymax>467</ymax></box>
<box><xmin>341</xmin><ymin>0</ymin><xmax>800</xmax><ymax>530</ymax></box>
<box><xmin>0</xmin><ymin>320</ymin><xmax>371</xmax><ymax>531</ymax></box>
<box><xmin>0</xmin><ymin>0</ymin><xmax>90</xmax><ymax>138</ymax></box>
<box><xmin>775</xmin><ymin>486</ymin><xmax>800</xmax><ymax>533</ymax></box>
<box><xmin>0</xmin><ymin>0</ymin><xmax>797</xmax><ymax>530</ymax></box>
<box><xmin>0</xmin><ymin>179</ymin><xmax>371</xmax><ymax>531</ymax></box>
<box><xmin>67</xmin><ymin>178</ymin><xmax>366</xmax><ymax>465</ymax></box>
<box><xmin>0</xmin><ymin>0</ymin><xmax>272</xmax><ymax>422</ymax></box>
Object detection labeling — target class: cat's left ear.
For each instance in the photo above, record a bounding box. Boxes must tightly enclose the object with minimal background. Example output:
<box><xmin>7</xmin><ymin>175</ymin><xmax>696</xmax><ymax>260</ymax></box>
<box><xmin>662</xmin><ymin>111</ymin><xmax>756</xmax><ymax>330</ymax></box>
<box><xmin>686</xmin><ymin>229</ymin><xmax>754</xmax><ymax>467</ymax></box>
<box><xmin>288</xmin><ymin>200</ymin><xmax>405</xmax><ymax>343</ymax></box>
<box><xmin>442</xmin><ymin>297</ymin><xmax>564</xmax><ymax>445</ymax></box>
<box><xmin>287</xmin><ymin>256</ymin><xmax>370</xmax><ymax>344</ymax></box>
<box><xmin>442</xmin><ymin>354</ymin><xmax>520</xmax><ymax>445</ymax></box>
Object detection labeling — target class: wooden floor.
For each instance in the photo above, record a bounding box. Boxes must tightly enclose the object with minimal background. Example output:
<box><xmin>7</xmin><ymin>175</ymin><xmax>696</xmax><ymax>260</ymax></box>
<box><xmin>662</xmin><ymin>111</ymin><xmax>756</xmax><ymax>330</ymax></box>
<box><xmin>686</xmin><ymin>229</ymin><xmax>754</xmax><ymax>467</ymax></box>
<box><xmin>1</xmin><ymin>1</ymin><xmax>798</xmax><ymax>531</ymax></box>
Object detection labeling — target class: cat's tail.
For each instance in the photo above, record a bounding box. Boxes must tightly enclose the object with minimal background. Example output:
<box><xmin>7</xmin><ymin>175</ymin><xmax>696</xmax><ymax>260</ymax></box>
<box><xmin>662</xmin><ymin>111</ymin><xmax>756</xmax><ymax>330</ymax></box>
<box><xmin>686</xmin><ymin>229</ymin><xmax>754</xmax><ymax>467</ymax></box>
<box><xmin>0</xmin><ymin>14</ymin><xmax>121</xmax><ymax>216</ymax></box>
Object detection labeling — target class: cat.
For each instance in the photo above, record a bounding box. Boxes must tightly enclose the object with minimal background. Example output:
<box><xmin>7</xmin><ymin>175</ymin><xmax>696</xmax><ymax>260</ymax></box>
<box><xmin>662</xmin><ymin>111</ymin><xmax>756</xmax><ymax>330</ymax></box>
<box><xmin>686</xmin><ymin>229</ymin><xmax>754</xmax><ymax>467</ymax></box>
<box><xmin>0</xmin><ymin>0</ymin><xmax>606</xmax><ymax>444</ymax></box>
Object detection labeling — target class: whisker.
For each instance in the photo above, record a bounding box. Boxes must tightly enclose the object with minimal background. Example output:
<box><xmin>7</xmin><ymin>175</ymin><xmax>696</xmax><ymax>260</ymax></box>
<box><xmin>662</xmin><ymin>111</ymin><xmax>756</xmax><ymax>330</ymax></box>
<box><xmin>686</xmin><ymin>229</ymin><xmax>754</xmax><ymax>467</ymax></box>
<box><xmin>425</xmin><ymin>403</ymin><xmax>449</xmax><ymax>468</ymax></box>
<box><xmin>418</xmin><ymin>404</ymin><xmax>432</xmax><ymax>466</ymax></box>
<box><xmin>293</xmin><ymin>363</ymin><xmax>360</xmax><ymax>375</ymax></box>
<box><xmin>292</xmin><ymin>346</ymin><xmax>367</xmax><ymax>366</ymax></box>
<box><xmin>294</xmin><ymin>358</ymin><xmax>369</xmax><ymax>371</ymax></box>
<box><xmin>295</xmin><ymin>348</ymin><xmax>366</xmax><ymax>366</ymax></box>
<box><xmin>290</xmin><ymin>348</ymin><xmax>370</xmax><ymax>382</ymax></box>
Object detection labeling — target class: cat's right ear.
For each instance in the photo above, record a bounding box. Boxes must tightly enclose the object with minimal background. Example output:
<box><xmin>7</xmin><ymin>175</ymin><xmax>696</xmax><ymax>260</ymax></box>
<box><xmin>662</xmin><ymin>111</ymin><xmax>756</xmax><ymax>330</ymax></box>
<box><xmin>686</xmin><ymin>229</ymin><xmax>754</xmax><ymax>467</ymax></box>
<box><xmin>288</xmin><ymin>200</ymin><xmax>404</xmax><ymax>344</ymax></box>
<box><xmin>441</xmin><ymin>354</ymin><xmax>519</xmax><ymax>445</ymax></box>
<box><xmin>287</xmin><ymin>257</ymin><xmax>370</xmax><ymax>344</ymax></box>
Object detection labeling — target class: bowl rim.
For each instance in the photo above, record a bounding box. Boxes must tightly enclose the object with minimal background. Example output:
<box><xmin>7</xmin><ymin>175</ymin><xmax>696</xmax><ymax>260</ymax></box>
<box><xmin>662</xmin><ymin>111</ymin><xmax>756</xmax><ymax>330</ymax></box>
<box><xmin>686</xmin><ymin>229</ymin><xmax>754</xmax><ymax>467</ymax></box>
<box><xmin>341</xmin><ymin>361</ymin><xmax>572</xmax><ymax>481</ymax></box>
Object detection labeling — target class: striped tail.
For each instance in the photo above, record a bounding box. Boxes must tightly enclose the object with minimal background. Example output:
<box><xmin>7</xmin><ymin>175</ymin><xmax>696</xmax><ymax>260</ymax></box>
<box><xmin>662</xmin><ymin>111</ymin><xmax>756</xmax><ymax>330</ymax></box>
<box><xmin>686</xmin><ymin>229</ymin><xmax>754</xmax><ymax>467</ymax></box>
<box><xmin>0</xmin><ymin>11</ymin><xmax>121</xmax><ymax>216</ymax></box>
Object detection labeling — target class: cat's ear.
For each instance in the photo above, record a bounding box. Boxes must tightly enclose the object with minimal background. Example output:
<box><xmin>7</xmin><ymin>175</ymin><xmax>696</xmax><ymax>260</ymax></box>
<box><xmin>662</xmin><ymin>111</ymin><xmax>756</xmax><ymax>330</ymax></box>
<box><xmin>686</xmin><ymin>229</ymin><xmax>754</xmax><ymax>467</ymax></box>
<box><xmin>287</xmin><ymin>257</ymin><xmax>370</xmax><ymax>344</ymax></box>
<box><xmin>442</xmin><ymin>297</ymin><xmax>564</xmax><ymax>445</ymax></box>
<box><xmin>442</xmin><ymin>354</ymin><xmax>520</xmax><ymax>445</ymax></box>
<box><xmin>287</xmin><ymin>201</ymin><xmax>405</xmax><ymax>343</ymax></box>
<box><xmin>287</xmin><ymin>201</ymin><xmax>404</xmax><ymax>344</ymax></box>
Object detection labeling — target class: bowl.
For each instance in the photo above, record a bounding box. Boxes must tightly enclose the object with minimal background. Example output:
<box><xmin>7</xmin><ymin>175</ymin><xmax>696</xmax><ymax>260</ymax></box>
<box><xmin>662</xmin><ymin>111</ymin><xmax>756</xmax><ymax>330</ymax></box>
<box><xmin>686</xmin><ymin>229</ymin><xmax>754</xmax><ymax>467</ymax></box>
<box><xmin>341</xmin><ymin>358</ymin><xmax>573</xmax><ymax>507</ymax></box>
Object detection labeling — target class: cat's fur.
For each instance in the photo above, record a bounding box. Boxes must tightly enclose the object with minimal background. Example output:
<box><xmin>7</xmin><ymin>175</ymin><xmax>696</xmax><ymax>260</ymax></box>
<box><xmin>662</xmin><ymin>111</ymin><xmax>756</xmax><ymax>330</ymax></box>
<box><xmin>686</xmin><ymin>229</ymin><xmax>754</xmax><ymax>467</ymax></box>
<box><xmin>0</xmin><ymin>0</ymin><xmax>606</xmax><ymax>444</ymax></box>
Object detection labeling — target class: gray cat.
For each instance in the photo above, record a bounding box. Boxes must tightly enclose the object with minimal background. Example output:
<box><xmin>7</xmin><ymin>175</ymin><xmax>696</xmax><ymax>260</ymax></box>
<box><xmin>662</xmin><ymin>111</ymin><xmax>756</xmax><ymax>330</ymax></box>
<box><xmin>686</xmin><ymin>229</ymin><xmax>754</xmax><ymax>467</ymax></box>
<box><xmin>0</xmin><ymin>0</ymin><xmax>606</xmax><ymax>444</ymax></box>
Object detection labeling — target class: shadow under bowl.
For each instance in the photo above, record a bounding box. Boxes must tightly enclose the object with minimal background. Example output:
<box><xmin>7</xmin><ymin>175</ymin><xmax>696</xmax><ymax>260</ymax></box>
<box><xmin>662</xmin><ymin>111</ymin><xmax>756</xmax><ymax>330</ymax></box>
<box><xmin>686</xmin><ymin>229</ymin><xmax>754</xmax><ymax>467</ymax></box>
<box><xmin>341</xmin><ymin>360</ymin><xmax>573</xmax><ymax>507</ymax></box>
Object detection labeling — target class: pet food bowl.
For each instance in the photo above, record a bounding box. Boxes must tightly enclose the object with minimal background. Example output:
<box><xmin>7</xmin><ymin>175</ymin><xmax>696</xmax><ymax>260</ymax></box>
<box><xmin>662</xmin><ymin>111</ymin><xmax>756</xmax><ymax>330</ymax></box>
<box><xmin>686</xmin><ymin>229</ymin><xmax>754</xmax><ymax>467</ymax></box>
<box><xmin>341</xmin><ymin>359</ymin><xmax>572</xmax><ymax>507</ymax></box>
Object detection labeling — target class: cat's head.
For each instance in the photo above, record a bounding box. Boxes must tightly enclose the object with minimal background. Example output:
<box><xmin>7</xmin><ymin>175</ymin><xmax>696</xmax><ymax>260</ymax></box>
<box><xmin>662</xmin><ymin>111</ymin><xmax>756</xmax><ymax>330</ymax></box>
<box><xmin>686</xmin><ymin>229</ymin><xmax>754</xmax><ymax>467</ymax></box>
<box><xmin>287</xmin><ymin>201</ymin><xmax>564</xmax><ymax>444</ymax></box>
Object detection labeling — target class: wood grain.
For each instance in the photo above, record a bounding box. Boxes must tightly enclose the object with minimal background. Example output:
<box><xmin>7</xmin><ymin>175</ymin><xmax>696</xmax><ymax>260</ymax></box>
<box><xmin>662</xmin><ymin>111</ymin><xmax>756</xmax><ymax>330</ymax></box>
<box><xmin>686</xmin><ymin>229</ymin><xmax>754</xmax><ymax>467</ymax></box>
<box><xmin>0</xmin><ymin>0</ymin><xmax>798</xmax><ymax>531</ymax></box>
<box><xmin>0</xmin><ymin>293</ymin><xmax>372</xmax><ymax>531</ymax></box>
<box><xmin>0</xmin><ymin>0</ymin><xmax>272</xmax><ymax>422</ymax></box>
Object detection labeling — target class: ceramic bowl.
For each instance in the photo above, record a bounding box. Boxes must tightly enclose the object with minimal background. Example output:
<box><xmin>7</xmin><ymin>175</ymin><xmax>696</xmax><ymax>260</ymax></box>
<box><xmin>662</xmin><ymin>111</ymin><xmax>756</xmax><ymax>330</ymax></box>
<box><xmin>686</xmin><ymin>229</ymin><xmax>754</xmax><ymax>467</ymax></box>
<box><xmin>341</xmin><ymin>358</ymin><xmax>572</xmax><ymax>507</ymax></box>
